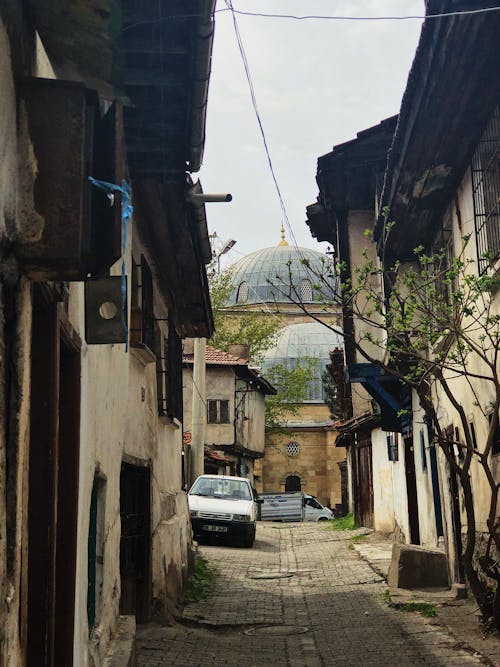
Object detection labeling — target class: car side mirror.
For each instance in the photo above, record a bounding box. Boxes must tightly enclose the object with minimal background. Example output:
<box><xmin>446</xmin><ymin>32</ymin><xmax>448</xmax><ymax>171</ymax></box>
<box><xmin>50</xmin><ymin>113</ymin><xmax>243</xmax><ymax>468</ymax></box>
<box><xmin>255</xmin><ymin>498</ymin><xmax>263</xmax><ymax>504</ymax></box>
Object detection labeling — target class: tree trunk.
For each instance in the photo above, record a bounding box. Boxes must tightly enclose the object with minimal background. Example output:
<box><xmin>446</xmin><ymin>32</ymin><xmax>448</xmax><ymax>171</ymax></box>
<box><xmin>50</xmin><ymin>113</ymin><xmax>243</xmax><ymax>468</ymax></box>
<box><xmin>460</xmin><ymin>473</ymin><xmax>492</xmax><ymax>622</ymax></box>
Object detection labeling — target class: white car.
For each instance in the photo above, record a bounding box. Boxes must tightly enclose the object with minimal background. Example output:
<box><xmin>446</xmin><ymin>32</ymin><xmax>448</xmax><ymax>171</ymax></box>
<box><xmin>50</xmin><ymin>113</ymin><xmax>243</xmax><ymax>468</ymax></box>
<box><xmin>303</xmin><ymin>494</ymin><xmax>334</xmax><ymax>521</ymax></box>
<box><xmin>188</xmin><ymin>475</ymin><xmax>258</xmax><ymax>547</ymax></box>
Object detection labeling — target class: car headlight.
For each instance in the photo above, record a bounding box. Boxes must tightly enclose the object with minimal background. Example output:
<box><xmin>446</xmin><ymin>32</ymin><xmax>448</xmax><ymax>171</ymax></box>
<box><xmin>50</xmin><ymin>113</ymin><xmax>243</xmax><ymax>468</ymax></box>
<box><xmin>233</xmin><ymin>514</ymin><xmax>251</xmax><ymax>522</ymax></box>
<box><xmin>190</xmin><ymin>510</ymin><xmax>198</xmax><ymax>518</ymax></box>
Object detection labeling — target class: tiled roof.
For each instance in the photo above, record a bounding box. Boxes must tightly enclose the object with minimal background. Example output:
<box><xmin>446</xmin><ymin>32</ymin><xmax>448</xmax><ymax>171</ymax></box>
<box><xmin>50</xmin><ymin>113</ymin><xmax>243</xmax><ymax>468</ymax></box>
<box><xmin>183</xmin><ymin>344</ymin><xmax>248</xmax><ymax>365</ymax></box>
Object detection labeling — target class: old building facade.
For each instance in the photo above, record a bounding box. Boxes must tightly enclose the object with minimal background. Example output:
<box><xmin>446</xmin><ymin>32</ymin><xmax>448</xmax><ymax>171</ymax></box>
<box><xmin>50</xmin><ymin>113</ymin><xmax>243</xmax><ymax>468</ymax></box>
<box><xmin>0</xmin><ymin>2</ymin><xmax>216</xmax><ymax>665</ymax></box>
<box><xmin>183</xmin><ymin>344</ymin><xmax>275</xmax><ymax>485</ymax></box>
<box><xmin>307</xmin><ymin>0</ymin><xmax>499</xmax><ymax>595</ymax></box>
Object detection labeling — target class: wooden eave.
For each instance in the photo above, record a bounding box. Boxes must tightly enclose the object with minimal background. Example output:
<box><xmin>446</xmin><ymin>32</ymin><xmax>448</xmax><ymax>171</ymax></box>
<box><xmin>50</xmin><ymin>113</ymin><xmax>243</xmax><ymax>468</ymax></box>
<box><xmin>234</xmin><ymin>367</ymin><xmax>277</xmax><ymax>396</ymax></box>
<box><xmin>29</xmin><ymin>0</ymin><xmax>216</xmax><ymax>180</ymax></box>
<box><xmin>133</xmin><ymin>179</ymin><xmax>214</xmax><ymax>338</ymax></box>
<box><xmin>378</xmin><ymin>0</ymin><xmax>500</xmax><ymax>257</ymax></box>
<box><xmin>306</xmin><ymin>116</ymin><xmax>397</xmax><ymax>244</ymax></box>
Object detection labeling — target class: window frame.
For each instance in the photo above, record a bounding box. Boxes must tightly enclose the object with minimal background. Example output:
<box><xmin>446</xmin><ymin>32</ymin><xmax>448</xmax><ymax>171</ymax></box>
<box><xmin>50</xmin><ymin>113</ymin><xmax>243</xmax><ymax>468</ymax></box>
<box><xmin>471</xmin><ymin>106</ymin><xmax>500</xmax><ymax>274</ymax></box>
<box><xmin>207</xmin><ymin>399</ymin><xmax>230</xmax><ymax>424</ymax></box>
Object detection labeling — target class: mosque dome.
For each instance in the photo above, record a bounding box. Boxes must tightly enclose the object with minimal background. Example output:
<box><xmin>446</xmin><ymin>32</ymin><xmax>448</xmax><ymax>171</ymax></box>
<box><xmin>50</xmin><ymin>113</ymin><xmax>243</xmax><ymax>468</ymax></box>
<box><xmin>226</xmin><ymin>240</ymin><xmax>337</xmax><ymax>306</ymax></box>
<box><xmin>261</xmin><ymin>322</ymin><xmax>343</xmax><ymax>402</ymax></box>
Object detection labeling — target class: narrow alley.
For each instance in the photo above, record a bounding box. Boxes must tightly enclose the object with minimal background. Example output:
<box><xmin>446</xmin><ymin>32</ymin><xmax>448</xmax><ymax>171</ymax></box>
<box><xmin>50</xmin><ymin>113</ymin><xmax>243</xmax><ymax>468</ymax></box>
<box><xmin>137</xmin><ymin>523</ymin><xmax>484</xmax><ymax>667</ymax></box>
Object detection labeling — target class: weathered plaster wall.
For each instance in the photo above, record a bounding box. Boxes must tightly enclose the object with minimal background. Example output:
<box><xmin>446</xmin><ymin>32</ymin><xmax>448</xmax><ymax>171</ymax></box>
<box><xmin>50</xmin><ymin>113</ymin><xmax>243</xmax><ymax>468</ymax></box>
<box><xmin>348</xmin><ymin>210</ymin><xmax>385</xmax><ymax>365</ymax></box>
<box><xmin>236</xmin><ymin>379</ymin><xmax>265</xmax><ymax>455</ymax></box>
<box><xmin>371</xmin><ymin>428</ymin><xmax>396</xmax><ymax>533</ymax></box>
<box><xmin>430</xmin><ymin>165</ymin><xmax>500</xmax><ymax>580</ymax></box>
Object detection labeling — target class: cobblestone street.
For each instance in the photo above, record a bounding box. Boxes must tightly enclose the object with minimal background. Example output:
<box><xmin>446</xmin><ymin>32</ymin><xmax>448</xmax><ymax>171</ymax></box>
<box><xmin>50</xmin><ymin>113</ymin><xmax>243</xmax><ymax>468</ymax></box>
<box><xmin>136</xmin><ymin>523</ymin><xmax>488</xmax><ymax>666</ymax></box>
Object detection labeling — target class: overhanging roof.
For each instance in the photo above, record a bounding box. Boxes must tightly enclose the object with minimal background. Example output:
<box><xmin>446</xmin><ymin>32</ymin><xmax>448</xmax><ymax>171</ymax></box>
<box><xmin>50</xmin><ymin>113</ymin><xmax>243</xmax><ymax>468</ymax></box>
<box><xmin>29</xmin><ymin>0</ymin><xmax>216</xmax><ymax>179</ymax></box>
<box><xmin>377</xmin><ymin>0</ymin><xmax>500</xmax><ymax>255</ymax></box>
<box><xmin>306</xmin><ymin>116</ymin><xmax>397</xmax><ymax>244</ymax></box>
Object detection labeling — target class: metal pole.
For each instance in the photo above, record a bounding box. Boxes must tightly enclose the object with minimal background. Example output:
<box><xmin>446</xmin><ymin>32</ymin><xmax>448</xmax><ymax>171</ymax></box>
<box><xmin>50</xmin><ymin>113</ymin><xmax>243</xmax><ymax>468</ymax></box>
<box><xmin>191</xmin><ymin>337</ymin><xmax>207</xmax><ymax>482</ymax></box>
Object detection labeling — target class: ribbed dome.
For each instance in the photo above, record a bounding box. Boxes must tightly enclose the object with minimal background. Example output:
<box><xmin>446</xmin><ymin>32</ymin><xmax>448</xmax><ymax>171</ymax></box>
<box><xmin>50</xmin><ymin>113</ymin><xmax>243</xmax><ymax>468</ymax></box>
<box><xmin>261</xmin><ymin>322</ymin><xmax>342</xmax><ymax>402</ymax></box>
<box><xmin>227</xmin><ymin>244</ymin><xmax>337</xmax><ymax>306</ymax></box>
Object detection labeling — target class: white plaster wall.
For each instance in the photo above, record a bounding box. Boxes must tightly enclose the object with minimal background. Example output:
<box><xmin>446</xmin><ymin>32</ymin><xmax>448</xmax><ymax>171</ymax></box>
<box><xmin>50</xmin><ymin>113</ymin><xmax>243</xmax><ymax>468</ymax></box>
<box><xmin>371</xmin><ymin>428</ymin><xmax>395</xmax><ymax>533</ymax></box>
<box><xmin>348</xmin><ymin>210</ymin><xmax>386</xmax><ymax>364</ymax></box>
<box><xmin>390</xmin><ymin>436</ymin><xmax>411</xmax><ymax>542</ymax></box>
<box><xmin>412</xmin><ymin>403</ymin><xmax>440</xmax><ymax>548</ymax></box>
<box><xmin>236</xmin><ymin>379</ymin><xmax>266</xmax><ymax>455</ymax></box>
<box><xmin>432</xmin><ymin>167</ymin><xmax>499</xmax><ymax>534</ymax></box>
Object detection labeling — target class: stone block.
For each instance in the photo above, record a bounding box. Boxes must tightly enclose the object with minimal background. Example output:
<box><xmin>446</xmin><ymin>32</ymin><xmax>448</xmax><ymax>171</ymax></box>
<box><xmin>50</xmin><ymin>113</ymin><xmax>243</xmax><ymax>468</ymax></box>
<box><xmin>387</xmin><ymin>543</ymin><xmax>449</xmax><ymax>589</ymax></box>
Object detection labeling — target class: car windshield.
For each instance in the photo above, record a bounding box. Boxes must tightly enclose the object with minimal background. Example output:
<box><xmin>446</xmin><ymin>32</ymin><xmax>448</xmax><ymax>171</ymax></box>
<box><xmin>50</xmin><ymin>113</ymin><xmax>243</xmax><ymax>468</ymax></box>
<box><xmin>189</xmin><ymin>477</ymin><xmax>252</xmax><ymax>501</ymax></box>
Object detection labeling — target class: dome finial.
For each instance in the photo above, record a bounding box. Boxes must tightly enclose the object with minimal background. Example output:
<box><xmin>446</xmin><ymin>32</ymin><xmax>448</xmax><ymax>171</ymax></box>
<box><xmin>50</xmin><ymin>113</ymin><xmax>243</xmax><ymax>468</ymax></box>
<box><xmin>278</xmin><ymin>222</ymin><xmax>288</xmax><ymax>246</ymax></box>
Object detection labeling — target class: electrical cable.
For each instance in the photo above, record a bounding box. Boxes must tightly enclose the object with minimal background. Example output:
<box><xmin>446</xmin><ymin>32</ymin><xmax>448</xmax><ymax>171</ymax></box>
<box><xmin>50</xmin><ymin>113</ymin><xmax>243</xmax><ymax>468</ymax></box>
<box><xmin>216</xmin><ymin>6</ymin><xmax>500</xmax><ymax>22</ymax></box>
<box><xmin>223</xmin><ymin>0</ymin><xmax>303</xmax><ymax>258</ymax></box>
<box><xmin>224</xmin><ymin>0</ymin><xmax>338</xmax><ymax>298</ymax></box>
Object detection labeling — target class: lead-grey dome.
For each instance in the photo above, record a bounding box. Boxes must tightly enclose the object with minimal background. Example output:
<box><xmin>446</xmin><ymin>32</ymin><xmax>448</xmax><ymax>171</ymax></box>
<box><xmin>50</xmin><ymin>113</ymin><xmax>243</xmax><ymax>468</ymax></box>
<box><xmin>261</xmin><ymin>322</ymin><xmax>343</xmax><ymax>402</ymax></box>
<box><xmin>227</xmin><ymin>243</ymin><xmax>337</xmax><ymax>306</ymax></box>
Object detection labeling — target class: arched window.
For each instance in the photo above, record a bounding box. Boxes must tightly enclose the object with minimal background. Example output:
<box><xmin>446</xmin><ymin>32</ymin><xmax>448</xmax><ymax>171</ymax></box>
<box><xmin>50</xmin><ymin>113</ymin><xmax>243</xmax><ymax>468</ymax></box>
<box><xmin>300</xmin><ymin>279</ymin><xmax>313</xmax><ymax>302</ymax></box>
<box><xmin>285</xmin><ymin>475</ymin><xmax>301</xmax><ymax>492</ymax></box>
<box><xmin>237</xmin><ymin>281</ymin><xmax>249</xmax><ymax>303</ymax></box>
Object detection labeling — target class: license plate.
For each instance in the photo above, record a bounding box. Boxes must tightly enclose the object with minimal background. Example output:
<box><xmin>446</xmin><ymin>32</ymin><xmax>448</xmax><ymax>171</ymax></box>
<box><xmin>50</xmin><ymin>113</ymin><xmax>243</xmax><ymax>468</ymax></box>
<box><xmin>203</xmin><ymin>525</ymin><xmax>228</xmax><ymax>533</ymax></box>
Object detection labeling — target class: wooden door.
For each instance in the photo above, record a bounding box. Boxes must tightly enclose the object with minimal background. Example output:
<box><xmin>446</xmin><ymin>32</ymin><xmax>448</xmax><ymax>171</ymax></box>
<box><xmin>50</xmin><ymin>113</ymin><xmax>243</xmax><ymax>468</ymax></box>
<box><xmin>27</xmin><ymin>287</ymin><xmax>80</xmax><ymax>666</ymax></box>
<box><xmin>120</xmin><ymin>463</ymin><xmax>151</xmax><ymax>623</ymax></box>
<box><xmin>357</xmin><ymin>439</ymin><xmax>374</xmax><ymax>528</ymax></box>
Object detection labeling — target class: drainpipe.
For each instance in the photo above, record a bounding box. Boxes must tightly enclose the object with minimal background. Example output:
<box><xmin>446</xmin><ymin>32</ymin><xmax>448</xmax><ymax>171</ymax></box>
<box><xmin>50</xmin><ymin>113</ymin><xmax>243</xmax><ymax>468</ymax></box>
<box><xmin>191</xmin><ymin>337</ymin><xmax>206</xmax><ymax>482</ymax></box>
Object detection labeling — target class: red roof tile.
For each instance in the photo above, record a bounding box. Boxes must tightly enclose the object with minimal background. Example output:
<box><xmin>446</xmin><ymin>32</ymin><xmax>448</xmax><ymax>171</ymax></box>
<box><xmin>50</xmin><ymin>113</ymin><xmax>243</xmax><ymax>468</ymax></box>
<box><xmin>183</xmin><ymin>344</ymin><xmax>248</xmax><ymax>365</ymax></box>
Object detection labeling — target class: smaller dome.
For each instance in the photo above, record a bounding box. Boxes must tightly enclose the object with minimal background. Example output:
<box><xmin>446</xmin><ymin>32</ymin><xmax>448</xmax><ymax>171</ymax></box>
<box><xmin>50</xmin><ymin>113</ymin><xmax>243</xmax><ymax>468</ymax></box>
<box><xmin>261</xmin><ymin>322</ymin><xmax>342</xmax><ymax>402</ymax></box>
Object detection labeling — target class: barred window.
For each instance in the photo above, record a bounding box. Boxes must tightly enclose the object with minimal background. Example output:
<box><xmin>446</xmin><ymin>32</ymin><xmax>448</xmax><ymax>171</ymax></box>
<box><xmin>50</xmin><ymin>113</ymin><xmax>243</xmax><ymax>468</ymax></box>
<box><xmin>387</xmin><ymin>433</ymin><xmax>399</xmax><ymax>462</ymax></box>
<box><xmin>472</xmin><ymin>106</ymin><xmax>500</xmax><ymax>274</ymax></box>
<box><xmin>207</xmin><ymin>399</ymin><xmax>230</xmax><ymax>424</ymax></box>
<box><xmin>300</xmin><ymin>279</ymin><xmax>313</xmax><ymax>302</ymax></box>
<box><xmin>237</xmin><ymin>281</ymin><xmax>249</xmax><ymax>303</ymax></box>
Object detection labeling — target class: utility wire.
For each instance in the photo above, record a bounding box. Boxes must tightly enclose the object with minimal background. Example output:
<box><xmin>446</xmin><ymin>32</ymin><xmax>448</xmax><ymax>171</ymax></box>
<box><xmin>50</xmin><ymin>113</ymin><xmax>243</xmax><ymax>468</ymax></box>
<box><xmin>224</xmin><ymin>0</ymin><xmax>325</xmax><ymax>283</ymax></box>
<box><xmin>216</xmin><ymin>6</ymin><xmax>500</xmax><ymax>22</ymax></box>
<box><xmin>224</xmin><ymin>0</ymin><xmax>301</xmax><ymax>252</ymax></box>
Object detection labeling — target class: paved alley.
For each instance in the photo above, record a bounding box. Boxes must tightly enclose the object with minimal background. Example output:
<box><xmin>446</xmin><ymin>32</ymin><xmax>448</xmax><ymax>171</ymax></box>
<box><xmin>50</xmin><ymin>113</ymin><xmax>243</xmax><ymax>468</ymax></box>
<box><xmin>136</xmin><ymin>523</ymin><xmax>488</xmax><ymax>667</ymax></box>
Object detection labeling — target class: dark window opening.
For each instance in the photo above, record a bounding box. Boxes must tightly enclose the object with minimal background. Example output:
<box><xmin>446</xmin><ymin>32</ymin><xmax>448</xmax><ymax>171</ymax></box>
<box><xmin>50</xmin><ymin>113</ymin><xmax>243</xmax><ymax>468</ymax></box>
<box><xmin>387</xmin><ymin>432</ymin><xmax>399</xmax><ymax>462</ymax></box>
<box><xmin>472</xmin><ymin>106</ymin><xmax>500</xmax><ymax>274</ymax></box>
<box><xmin>157</xmin><ymin>324</ymin><xmax>183</xmax><ymax>421</ymax></box>
<box><xmin>488</xmin><ymin>413</ymin><xmax>500</xmax><ymax>456</ymax></box>
<box><xmin>285</xmin><ymin>475</ymin><xmax>301</xmax><ymax>492</ymax></box>
<box><xmin>130</xmin><ymin>255</ymin><xmax>156</xmax><ymax>354</ymax></box>
<box><xmin>420</xmin><ymin>430</ymin><xmax>427</xmax><ymax>472</ymax></box>
<box><xmin>454</xmin><ymin>426</ymin><xmax>465</xmax><ymax>462</ymax></box>
<box><xmin>87</xmin><ymin>476</ymin><xmax>105</xmax><ymax>634</ymax></box>
<box><xmin>470</xmin><ymin>421</ymin><xmax>478</xmax><ymax>450</ymax></box>
<box><xmin>207</xmin><ymin>399</ymin><xmax>230</xmax><ymax>424</ymax></box>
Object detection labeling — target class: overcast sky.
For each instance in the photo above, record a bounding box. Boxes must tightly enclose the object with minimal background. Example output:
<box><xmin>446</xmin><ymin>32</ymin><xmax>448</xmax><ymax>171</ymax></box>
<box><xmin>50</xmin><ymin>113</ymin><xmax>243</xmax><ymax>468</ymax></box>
<box><xmin>199</xmin><ymin>0</ymin><xmax>424</xmax><ymax>267</ymax></box>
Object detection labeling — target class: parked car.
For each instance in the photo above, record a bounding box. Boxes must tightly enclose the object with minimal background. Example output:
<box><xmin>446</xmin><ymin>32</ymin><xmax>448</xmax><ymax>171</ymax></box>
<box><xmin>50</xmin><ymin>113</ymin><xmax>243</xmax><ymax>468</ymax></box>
<box><xmin>259</xmin><ymin>492</ymin><xmax>333</xmax><ymax>522</ymax></box>
<box><xmin>303</xmin><ymin>494</ymin><xmax>333</xmax><ymax>522</ymax></box>
<box><xmin>188</xmin><ymin>474</ymin><xmax>258</xmax><ymax>547</ymax></box>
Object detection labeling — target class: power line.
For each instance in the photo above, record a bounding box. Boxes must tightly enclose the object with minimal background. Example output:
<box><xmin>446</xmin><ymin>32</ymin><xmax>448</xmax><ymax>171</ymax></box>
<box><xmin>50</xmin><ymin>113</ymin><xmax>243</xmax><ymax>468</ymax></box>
<box><xmin>223</xmin><ymin>0</ymin><xmax>301</xmax><ymax>253</ymax></box>
<box><xmin>216</xmin><ymin>6</ymin><xmax>500</xmax><ymax>22</ymax></box>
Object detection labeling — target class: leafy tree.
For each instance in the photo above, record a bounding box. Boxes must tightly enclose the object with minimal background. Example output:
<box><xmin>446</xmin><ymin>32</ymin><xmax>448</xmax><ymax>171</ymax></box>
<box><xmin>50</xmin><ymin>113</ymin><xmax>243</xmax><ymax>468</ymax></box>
<box><xmin>264</xmin><ymin>360</ymin><xmax>317</xmax><ymax>429</ymax></box>
<box><xmin>269</xmin><ymin>225</ymin><xmax>500</xmax><ymax>627</ymax></box>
